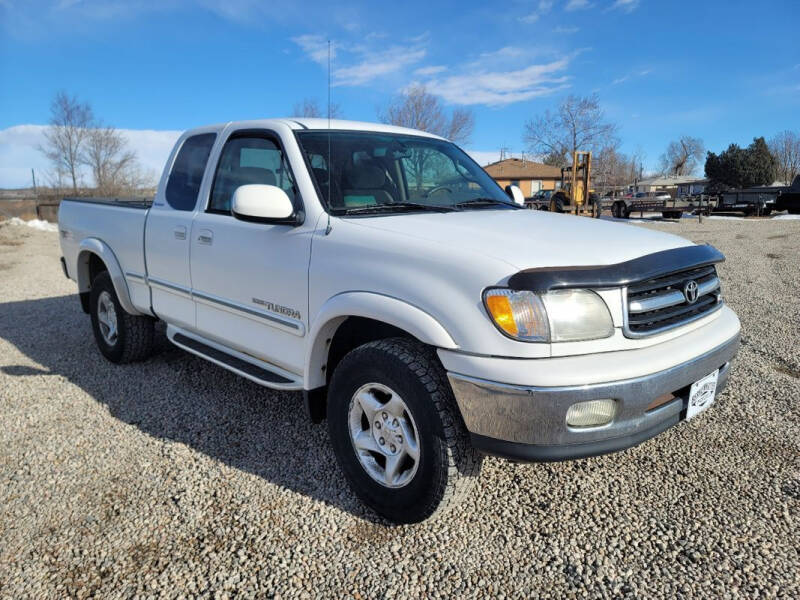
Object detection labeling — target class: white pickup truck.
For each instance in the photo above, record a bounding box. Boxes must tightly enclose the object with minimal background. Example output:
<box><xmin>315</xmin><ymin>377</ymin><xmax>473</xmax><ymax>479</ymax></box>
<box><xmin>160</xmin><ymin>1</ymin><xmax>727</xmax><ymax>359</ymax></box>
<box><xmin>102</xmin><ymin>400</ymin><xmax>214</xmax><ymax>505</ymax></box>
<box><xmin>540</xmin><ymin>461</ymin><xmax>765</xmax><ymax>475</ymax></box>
<box><xmin>59</xmin><ymin>119</ymin><xmax>741</xmax><ymax>523</ymax></box>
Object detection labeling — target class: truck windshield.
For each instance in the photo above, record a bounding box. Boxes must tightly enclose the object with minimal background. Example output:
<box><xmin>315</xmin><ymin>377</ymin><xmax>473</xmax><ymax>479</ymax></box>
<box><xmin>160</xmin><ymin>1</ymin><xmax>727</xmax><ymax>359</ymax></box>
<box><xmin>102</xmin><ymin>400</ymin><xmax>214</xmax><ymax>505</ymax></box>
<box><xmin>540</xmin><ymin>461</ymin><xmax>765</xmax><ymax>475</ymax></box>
<box><xmin>295</xmin><ymin>131</ymin><xmax>516</xmax><ymax>214</ymax></box>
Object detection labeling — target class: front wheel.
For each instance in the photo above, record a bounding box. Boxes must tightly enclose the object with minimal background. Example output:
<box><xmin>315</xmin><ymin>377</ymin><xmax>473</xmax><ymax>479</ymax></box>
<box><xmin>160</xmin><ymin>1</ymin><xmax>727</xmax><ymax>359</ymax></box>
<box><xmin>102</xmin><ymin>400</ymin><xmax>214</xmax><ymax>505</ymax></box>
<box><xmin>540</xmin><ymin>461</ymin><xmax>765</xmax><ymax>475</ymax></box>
<box><xmin>327</xmin><ymin>338</ymin><xmax>482</xmax><ymax>523</ymax></box>
<box><xmin>549</xmin><ymin>197</ymin><xmax>565</xmax><ymax>213</ymax></box>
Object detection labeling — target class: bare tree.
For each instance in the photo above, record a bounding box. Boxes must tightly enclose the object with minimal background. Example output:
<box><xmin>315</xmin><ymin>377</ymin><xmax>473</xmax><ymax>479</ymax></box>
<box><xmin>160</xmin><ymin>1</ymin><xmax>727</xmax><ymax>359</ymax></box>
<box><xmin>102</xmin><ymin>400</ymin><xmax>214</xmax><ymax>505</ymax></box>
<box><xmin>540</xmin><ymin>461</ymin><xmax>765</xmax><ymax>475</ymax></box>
<box><xmin>82</xmin><ymin>123</ymin><xmax>138</xmax><ymax>195</ymax></box>
<box><xmin>658</xmin><ymin>135</ymin><xmax>705</xmax><ymax>176</ymax></box>
<box><xmin>523</xmin><ymin>93</ymin><xmax>618</xmax><ymax>167</ymax></box>
<box><xmin>594</xmin><ymin>145</ymin><xmax>627</xmax><ymax>190</ymax></box>
<box><xmin>292</xmin><ymin>97</ymin><xmax>343</xmax><ymax>119</ymax></box>
<box><xmin>380</xmin><ymin>85</ymin><xmax>475</xmax><ymax>192</ymax></box>
<box><xmin>380</xmin><ymin>85</ymin><xmax>474</xmax><ymax>144</ymax></box>
<box><xmin>39</xmin><ymin>91</ymin><xmax>94</xmax><ymax>192</ymax></box>
<box><xmin>768</xmin><ymin>130</ymin><xmax>800</xmax><ymax>183</ymax></box>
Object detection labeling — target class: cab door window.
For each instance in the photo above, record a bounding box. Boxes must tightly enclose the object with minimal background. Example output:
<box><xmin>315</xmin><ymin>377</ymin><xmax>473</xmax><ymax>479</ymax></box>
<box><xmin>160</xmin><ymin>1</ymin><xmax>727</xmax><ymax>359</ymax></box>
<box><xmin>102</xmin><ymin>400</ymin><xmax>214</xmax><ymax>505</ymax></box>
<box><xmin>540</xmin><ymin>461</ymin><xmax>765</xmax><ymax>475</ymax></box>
<box><xmin>209</xmin><ymin>136</ymin><xmax>297</xmax><ymax>214</ymax></box>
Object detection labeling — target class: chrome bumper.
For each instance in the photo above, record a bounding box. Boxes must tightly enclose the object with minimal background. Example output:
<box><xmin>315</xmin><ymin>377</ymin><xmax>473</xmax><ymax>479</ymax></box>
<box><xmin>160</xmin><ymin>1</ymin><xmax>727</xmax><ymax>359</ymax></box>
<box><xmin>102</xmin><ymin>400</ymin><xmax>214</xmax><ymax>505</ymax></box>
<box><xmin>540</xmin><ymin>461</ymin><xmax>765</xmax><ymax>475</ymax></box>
<box><xmin>448</xmin><ymin>333</ymin><xmax>740</xmax><ymax>462</ymax></box>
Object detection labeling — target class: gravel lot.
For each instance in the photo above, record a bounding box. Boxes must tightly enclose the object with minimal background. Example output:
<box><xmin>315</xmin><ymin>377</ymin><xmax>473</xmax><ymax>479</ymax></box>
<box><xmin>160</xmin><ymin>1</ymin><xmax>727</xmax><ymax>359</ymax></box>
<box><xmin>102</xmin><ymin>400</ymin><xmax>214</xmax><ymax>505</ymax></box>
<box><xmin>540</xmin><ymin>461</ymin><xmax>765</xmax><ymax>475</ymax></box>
<box><xmin>1</xmin><ymin>217</ymin><xmax>798</xmax><ymax>598</ymax></box>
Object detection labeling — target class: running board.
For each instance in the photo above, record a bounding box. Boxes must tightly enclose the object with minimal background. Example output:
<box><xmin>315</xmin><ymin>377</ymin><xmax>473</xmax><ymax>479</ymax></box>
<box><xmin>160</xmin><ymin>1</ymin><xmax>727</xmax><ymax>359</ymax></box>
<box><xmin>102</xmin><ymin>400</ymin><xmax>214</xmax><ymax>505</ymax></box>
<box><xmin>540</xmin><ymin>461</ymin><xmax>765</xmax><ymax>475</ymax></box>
<box><xmin>167</xmin><ymin>327</ymin><xmax>303</xmax><ymax>390</ymax></box>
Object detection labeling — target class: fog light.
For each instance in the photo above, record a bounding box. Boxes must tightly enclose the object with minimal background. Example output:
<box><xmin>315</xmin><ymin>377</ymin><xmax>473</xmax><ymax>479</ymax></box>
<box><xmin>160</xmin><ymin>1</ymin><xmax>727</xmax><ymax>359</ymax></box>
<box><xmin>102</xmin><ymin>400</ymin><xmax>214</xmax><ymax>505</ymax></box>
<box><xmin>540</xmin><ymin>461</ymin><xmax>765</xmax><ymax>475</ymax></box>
<box><xmin>566</xmin><ymin>399</ymin><xmax>617</xmax><ymax>428</ymax></box>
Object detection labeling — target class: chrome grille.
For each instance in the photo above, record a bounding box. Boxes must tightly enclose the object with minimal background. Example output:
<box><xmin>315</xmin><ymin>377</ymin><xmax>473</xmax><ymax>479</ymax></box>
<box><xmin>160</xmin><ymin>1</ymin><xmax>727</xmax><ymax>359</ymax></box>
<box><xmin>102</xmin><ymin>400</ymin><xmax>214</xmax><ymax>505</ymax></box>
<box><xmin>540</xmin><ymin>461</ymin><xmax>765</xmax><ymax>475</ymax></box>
<box><xmin>624</xmin><ymin>265</ymin><xmax>722</xmax><ymax>337</ymax></box>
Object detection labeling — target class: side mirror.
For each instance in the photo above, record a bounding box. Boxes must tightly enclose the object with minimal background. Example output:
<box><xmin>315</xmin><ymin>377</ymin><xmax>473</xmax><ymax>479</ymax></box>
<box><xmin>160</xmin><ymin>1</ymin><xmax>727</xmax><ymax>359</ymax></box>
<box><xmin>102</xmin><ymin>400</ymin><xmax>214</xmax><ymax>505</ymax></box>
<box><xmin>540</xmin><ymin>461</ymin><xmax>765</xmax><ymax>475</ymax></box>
<box><xmin>231</xmin><ymin>184</ymin><xmax>300</xmax><ymax>225</ymax></box>
<box><xmin>506</xmin><ymin>184</ymin><xmax>525</xmax><ymax>206</ymax></box>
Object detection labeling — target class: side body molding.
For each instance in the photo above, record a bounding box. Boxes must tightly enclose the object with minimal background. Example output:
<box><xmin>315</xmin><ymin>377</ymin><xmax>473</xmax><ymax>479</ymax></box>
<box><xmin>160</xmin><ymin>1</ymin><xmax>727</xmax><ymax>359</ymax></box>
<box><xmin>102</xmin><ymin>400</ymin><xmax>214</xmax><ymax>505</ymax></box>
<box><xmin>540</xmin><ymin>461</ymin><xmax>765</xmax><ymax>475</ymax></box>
<box><xmin>304</xmin><ymin>291</ymin><xmax>459</xmax><ymax>389</ymax></box>
<box><xmin>76</xmin><ymin>238</ymin><xmax>143</xmax><ymax>316</ymax></box>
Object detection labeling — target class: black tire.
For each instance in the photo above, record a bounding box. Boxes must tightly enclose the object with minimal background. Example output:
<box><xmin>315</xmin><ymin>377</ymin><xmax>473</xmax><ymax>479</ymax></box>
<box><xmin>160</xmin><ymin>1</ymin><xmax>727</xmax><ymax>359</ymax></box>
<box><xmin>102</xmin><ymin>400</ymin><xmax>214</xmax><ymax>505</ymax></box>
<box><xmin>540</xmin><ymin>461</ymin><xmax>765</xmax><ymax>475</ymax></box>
<box><xmin>89</xmin><ymin>270</ymin><xmax>155</xmax><ymax>364</ymax></box>
<box><xmin>327</xmin><ymin>338</ymin><xmax>482</xmax><ymax>523</ymax></box>
<box><xmin>549</xmin><ymin>197</ymin><xmax>565</xmax><ymax>213</ymax></box>
<box><xmin>612</xmin><ymin>202</ymin><xmax>622</xmax><ymax>218</ymax></box>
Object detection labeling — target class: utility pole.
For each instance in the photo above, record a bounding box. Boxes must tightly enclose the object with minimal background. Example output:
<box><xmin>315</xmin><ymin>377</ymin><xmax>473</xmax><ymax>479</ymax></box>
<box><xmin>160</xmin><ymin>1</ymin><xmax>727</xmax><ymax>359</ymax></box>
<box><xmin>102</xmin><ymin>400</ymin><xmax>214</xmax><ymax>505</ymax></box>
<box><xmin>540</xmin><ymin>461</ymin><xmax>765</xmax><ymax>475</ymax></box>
<box><xmin>31</xmin><ymin>168</ymin><xmax>37</xmax><ymax>193</ymax></box>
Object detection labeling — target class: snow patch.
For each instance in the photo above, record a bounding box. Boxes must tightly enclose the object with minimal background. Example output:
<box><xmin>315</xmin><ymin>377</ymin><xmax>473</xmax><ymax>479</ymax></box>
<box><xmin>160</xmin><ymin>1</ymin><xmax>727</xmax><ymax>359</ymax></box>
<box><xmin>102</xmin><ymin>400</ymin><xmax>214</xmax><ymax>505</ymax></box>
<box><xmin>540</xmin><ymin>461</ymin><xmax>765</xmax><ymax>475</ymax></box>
<box><xmin>772</xmin><ymin>213</ymin><xmax>800</xmax><ymax>220</ymax></box>
<box><xmin>3</xmin><ymin>217</ymin><xmax>59</xmax><ymax>232</ymax></box>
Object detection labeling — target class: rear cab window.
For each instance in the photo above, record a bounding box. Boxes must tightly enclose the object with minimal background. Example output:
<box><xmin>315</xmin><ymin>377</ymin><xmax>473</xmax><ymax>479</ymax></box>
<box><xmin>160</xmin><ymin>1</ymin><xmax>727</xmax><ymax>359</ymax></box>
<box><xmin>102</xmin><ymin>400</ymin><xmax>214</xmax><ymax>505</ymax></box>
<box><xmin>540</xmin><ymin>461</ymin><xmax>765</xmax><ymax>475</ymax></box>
<box><xmin>165</xmin><ymin>133</ymin><xmax>217</xmax><ymax>211</ymax></box>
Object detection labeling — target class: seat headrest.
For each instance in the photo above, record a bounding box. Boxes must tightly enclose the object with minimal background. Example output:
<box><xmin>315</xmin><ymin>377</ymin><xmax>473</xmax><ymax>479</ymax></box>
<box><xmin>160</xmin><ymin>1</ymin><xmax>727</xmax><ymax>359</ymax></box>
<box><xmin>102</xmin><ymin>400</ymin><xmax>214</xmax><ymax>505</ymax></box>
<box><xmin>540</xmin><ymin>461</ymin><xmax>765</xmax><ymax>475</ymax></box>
<box><xmin>237</xmin><ymin>166</ymin><xmax>276</xmax><ymax>186</ymax></box>
<box><xmin>344</xmin><ymin>163</ymin><xmax>385</xmax><ymax>189</ymax></box>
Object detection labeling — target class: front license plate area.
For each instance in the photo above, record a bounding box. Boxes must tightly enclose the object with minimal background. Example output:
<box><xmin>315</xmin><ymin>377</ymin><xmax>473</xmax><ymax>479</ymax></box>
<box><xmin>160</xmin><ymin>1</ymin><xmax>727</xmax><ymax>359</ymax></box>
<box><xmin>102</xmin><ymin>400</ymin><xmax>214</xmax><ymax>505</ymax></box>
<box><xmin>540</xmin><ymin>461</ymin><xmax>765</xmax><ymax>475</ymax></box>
<box><xmin>686</xmin><ymin>369</ymin><xmax>719</xmax><ymax>420</ymax></box>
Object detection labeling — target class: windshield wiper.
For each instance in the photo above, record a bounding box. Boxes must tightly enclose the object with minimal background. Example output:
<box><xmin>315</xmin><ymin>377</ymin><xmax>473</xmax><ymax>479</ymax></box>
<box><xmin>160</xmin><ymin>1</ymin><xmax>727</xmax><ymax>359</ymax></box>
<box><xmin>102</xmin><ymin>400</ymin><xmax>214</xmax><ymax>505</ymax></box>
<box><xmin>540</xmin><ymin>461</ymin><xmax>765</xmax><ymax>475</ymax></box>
<box><xmin>454</xmin><ymin>197</ymin><xmax>521</xmax><ymax>210</ymax></box>
<box><xmin>333</xmin><ymin>202</ymin><xmax>456</xmax><ymax>215</ymax></box>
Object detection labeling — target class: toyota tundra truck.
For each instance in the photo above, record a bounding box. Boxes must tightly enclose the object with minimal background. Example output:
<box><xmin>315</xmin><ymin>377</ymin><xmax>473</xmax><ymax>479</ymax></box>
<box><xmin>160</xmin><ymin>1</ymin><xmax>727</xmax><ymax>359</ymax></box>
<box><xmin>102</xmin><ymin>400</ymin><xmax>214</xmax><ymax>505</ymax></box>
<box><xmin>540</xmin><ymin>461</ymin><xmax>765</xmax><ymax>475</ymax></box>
<box><xmin>58</xmin><ymin>119</ymin><xmax>741</xmax><ymax>523</ymax></box>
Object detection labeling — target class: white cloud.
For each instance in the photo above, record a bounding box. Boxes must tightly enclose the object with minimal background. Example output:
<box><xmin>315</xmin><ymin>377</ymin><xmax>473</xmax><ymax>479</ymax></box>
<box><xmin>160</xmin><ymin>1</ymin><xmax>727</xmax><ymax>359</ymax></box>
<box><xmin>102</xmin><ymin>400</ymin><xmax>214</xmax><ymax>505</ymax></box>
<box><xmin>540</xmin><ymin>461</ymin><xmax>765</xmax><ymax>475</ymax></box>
<box><xmin>611</xmin><ymin>68</ymin><xmax>651</xmax><ymax>85</ymax></box>
<box><xmin>565</xmin><ymin>0</ymin><xmax>591</xmax><ymax>11</ymax></box>
<box><xmin>519</xmin><ymin>0</ymin><xmax>553</xmax><ymax>23</ymax></box>
<box><xmin>334</xmin><ymin>46</ymin><xmax>426</xmax><ymax>86</ymax></box>
<box><xmin>423</xmin><ymin>58</ymin><xmax>572</xmax><ymax>106</ymax></box>
<box><xmin>293</xmin><ymin>35</ymin><xmax>427</xmax><ymax>86</ymax></box>
<box><xmin>292</xmin><ymin>34</ymin><xmax>331</xmax><ymax>66</ymax></box>
<box><xmin>610</xmin><ymin>0</ymin><xmax>639</xmax><ymax>12</ymax></box>
<box><xmin>0</xmin><ymin>125</ymin><xmax>180</xmax><ymax>189</ymax></box>
<box><xmin>478</xmin><ymin>46</ymin><xmax>527</xmax><ymax>61</ymax></box>
<box><xmin>414</xmin><ymin>65</ymin><xmax>447</xmax><ymax>76</ymax></box>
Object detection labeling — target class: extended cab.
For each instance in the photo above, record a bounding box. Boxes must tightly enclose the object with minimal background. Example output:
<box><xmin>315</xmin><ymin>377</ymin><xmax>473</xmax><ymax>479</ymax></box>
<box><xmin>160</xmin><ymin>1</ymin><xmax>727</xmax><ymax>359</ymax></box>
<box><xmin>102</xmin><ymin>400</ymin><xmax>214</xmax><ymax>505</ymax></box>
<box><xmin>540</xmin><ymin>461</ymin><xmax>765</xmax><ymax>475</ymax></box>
<box><xmin>59</xmin><ymin>119</ymin><xmax>741</xmax><ymax>523</ymax></box>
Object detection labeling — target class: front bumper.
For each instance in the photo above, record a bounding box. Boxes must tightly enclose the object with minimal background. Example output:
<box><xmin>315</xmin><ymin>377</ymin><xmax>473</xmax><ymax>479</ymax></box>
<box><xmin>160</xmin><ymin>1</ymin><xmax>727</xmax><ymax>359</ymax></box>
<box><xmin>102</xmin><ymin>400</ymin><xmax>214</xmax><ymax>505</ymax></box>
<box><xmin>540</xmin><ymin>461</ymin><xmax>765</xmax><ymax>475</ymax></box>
<box><xmin>447</xmin><ymin>332</ymin><xmax>740</xmax><ymax>463</ymax></box>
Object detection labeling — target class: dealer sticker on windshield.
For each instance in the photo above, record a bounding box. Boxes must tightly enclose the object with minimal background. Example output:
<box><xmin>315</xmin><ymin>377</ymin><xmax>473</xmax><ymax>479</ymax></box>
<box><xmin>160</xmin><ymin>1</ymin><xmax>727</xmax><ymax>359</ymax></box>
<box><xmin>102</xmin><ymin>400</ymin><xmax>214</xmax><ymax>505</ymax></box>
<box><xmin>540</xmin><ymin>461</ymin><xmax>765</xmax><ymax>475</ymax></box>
<box><xmin>686</xmin><ymin>369</ymin><xmax>719</xmax><ymax>420</ymax></box>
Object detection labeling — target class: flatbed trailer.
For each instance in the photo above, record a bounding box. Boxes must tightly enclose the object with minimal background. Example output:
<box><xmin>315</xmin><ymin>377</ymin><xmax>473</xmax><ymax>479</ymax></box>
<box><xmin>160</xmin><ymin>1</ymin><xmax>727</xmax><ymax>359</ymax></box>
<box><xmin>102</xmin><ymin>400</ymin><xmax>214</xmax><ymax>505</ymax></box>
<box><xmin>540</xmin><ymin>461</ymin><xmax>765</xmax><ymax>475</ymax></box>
<box><xmin>603</xmin><ymin>195</ymin><xmax>716</xmax><ymax>219</ymax></box>
<box><xmin>717</xmin><ymin>189</ymin><xmax>778</xmax><ymax>216</ymax></box>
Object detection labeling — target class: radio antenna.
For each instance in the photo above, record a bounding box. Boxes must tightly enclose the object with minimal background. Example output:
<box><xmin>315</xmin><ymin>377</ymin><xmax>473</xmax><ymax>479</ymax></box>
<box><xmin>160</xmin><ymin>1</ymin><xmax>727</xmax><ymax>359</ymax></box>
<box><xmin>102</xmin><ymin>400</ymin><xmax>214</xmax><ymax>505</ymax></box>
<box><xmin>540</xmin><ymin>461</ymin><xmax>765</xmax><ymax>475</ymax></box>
<box><xmin>325</xmin><ymin>39</ymin><xmax>333</xmax><ymax>235</ymax></box>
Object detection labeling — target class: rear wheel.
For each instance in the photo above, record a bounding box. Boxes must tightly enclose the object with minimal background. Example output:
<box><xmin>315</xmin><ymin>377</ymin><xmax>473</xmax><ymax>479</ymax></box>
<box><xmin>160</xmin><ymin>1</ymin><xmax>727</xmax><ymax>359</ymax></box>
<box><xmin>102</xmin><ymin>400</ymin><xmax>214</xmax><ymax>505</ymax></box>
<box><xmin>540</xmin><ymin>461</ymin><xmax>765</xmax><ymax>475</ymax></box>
<box><xmin>327</xmin><ymin>338</ymin><xmax>482</xmax><ymax>523</ymax></box>
<box><xmin>90</xmin><ymin>271</ymin><xmax>155</xmax><ymax>363</ymax></box>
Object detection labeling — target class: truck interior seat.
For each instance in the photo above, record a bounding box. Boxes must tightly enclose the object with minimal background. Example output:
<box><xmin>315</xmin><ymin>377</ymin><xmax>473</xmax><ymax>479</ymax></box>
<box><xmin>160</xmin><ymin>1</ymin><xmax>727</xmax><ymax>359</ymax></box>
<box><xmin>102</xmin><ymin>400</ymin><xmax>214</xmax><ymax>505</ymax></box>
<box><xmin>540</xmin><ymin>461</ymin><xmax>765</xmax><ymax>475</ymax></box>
<box><xmin>340</xmin><ymin>163</ymin><xmax>395</xmax><ymax>208</ymax></box>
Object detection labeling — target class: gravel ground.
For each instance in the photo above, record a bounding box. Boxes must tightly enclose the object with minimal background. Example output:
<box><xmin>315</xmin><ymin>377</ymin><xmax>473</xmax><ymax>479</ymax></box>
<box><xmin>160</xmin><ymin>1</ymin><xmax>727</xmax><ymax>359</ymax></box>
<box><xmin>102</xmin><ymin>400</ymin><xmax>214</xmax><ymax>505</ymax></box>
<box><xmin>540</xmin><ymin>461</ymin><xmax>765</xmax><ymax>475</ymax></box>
<box><xmin>0</xmin><ymin>217</ymin><xmax>798</xmax><ymax>598</ymax></box>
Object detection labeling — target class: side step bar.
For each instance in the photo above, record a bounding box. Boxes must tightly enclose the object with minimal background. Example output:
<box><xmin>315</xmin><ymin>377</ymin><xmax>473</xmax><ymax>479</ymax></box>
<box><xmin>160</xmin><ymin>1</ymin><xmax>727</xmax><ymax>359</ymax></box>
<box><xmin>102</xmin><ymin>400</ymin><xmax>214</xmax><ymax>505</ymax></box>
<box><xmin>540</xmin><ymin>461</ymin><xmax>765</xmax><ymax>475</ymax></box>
<box><xmin>167</xmin><ymin>326</ymin><xmax>303</xmax><ymax>391</ymax></box>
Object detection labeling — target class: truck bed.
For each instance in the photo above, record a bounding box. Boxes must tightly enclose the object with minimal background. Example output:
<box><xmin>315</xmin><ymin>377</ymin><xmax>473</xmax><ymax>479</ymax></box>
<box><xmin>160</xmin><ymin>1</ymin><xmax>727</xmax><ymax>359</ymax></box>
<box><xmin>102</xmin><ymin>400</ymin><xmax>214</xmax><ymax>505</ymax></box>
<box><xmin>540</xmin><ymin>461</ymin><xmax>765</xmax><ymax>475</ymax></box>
<box><xmin>59</xmin><ymin>196</ymin><xmax>152</xmax><ymax>313</ymax></box>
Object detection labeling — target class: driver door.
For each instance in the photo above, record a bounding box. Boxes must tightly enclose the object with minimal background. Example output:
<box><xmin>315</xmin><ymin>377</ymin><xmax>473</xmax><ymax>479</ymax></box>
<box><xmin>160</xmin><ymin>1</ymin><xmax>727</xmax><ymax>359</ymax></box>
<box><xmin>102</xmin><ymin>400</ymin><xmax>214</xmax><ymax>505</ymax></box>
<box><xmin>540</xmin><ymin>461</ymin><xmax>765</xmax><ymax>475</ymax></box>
<box><xmin>189</xmin><ymin>131</ymin><xmax>311</xmax><ymax>375</ymax></box>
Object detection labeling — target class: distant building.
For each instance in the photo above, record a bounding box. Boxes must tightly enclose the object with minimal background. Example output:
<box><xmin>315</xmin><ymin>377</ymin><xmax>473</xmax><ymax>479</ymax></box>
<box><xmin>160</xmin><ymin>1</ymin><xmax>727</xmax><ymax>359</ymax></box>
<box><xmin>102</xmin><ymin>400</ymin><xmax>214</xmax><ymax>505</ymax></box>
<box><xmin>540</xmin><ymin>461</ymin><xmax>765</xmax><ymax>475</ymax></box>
<box><xmin>676</xmin><ymin>178</ymin><xmax>708</xmax><ymax>197</ymax></box>
<box><xmin>628</xmin><ymin>175</ymin><xmax>699</xmax><ymax>194</ymax></box>
<box><xmin>483</xmin><ymin>158</ymin><xmax>562</xmax><ymax>197</ymax></box>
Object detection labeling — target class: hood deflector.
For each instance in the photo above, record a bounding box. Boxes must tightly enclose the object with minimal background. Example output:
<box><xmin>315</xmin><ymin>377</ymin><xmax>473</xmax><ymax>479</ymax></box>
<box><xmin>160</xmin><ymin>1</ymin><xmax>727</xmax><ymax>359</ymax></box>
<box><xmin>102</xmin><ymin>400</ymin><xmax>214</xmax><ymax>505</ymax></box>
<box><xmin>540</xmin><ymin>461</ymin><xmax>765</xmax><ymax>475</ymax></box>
<box><xmin>508</xmin><ymin>244</ymin><xmax>725</xmax><ymax>293</ymax></box>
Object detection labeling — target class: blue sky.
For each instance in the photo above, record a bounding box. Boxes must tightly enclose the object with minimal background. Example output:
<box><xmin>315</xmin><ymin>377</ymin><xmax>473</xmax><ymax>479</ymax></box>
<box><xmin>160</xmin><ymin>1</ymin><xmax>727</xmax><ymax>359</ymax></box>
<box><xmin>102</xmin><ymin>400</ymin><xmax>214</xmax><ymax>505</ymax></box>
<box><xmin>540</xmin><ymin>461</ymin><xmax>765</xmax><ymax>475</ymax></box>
<box><xmin>1</xmin><ymin>0</ymin><xmax>798</xmax><ymax>187</ymax></box>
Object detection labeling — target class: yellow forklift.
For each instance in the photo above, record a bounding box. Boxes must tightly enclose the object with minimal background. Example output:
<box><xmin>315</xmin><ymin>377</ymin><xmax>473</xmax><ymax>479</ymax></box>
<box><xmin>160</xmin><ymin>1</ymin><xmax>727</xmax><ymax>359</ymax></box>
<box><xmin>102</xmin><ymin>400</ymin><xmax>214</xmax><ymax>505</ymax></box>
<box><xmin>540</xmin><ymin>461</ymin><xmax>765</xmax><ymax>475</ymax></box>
<box><xmin>548</xmin><ymin>151</ymin><xmax>600</xmax><ymax>217</ymax></box>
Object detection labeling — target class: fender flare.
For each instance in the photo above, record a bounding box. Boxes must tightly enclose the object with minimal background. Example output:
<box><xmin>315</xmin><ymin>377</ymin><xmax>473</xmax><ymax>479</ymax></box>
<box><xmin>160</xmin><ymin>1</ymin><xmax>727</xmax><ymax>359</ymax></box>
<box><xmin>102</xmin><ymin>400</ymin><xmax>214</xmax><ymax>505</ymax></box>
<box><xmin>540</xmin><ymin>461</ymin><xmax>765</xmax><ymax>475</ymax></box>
<box><xmin>76</xmin><ymin>238</ymin><xmax>143</xmax><ymax>316</ymax></box>
<box><xmin>303</xmin><ymin>291</ymin><xmax>458</xmax><ymax>389</ymax></box>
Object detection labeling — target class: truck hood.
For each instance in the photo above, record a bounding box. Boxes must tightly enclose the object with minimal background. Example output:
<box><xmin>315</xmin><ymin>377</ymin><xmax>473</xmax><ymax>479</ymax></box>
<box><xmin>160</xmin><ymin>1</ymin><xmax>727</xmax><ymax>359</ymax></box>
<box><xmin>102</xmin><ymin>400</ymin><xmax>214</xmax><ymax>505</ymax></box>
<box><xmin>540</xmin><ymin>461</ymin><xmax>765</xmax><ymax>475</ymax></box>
<box><xmin>344</xmin><ymin>209</ymin><xmax>694</xmax><ymax>270</ymax></box>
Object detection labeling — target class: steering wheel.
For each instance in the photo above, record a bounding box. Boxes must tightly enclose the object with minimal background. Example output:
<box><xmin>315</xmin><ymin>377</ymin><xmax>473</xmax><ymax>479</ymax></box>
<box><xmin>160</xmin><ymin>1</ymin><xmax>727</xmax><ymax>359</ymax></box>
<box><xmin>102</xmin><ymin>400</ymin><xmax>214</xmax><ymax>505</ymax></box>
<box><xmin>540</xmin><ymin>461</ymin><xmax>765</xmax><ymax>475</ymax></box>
<box><xmin>427</xmin><ymin>186</ymin><xmax>453</xmax><ymax>198</ymax></box>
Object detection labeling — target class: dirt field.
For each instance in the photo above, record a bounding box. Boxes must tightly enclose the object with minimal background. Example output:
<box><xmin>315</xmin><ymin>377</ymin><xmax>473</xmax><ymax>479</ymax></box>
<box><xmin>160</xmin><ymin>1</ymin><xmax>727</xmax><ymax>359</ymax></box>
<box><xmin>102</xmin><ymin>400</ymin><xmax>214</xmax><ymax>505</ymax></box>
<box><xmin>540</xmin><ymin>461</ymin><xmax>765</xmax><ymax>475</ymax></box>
<box><xmin>0</xmin><ymin>217</ymin><xmax>798</xmax><ymax>598</ymax></box>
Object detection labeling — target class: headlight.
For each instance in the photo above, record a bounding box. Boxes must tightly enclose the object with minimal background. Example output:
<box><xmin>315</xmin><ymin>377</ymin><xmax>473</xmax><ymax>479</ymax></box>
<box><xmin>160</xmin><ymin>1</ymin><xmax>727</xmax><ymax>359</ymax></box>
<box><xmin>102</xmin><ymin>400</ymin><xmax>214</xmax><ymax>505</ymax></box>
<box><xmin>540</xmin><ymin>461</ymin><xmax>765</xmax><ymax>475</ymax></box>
<box><xmin>484</xmin><ymin>288</ymin><xmax>614</xmax><ymax>342</ymax></box>
<box><xmin>483</xmin><ymin>289</ymin><xmax>550</xmax><ymax>341</ymax></box>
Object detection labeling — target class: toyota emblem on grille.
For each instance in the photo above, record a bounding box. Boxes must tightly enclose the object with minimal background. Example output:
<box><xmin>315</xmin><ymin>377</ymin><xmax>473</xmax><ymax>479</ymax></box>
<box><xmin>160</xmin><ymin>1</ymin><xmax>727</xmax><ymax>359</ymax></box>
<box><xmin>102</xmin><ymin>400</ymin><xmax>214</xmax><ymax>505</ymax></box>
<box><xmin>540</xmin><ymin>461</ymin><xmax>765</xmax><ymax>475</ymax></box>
<box><xmin>683</xmin><ymin>280</ymin><xmax>699</xmax><ymax>304</ymax></box>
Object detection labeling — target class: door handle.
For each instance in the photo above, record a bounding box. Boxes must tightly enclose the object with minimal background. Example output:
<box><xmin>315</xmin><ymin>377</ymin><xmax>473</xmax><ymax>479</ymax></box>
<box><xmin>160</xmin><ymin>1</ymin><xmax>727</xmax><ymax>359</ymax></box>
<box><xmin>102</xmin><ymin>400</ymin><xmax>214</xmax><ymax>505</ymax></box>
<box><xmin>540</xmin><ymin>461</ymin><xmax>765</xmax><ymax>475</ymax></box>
<box><xmin>173</xmin><ymin>226</ymin><xmax>187</xmax><ymax>240</ymax></box>
<box><xmin>197</xmin><ymin>229</ymin><xmax>213</xmax><ymax>245</ymax></box>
